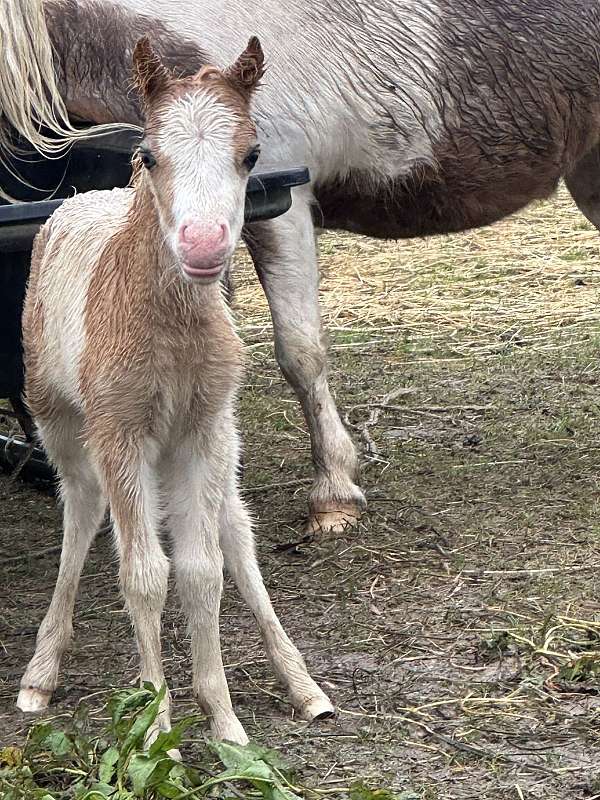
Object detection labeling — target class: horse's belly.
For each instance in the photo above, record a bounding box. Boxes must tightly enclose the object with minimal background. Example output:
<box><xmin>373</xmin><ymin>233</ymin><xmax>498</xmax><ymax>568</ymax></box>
<box><xmin>315</xmin><ymin>163</ymin><xmax>563</xmax><ymax>239</ymax></box>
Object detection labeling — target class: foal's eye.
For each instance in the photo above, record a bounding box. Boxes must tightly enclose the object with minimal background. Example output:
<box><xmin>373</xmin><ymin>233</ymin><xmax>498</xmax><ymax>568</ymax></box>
<box><xmin>243</xmin><ymin>145</ymin><xmax>260</xmax><ymax>172</ymax></box>
<box><xmin>139</xmin><ymin>148</ymin><xmax>156</xmax><ymax>170</ymax></box>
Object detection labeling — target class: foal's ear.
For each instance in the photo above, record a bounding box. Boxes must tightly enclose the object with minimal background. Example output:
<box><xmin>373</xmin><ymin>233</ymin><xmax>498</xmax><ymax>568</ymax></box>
<box><xmin>224</xmin><ymin>37</ymin><xmax>265</xmax><ymax>98</ymax></box>
<box><xmin>133</xmin><ymin>37</ymin><xmax>171</xmax><ymax>101</ymax></box>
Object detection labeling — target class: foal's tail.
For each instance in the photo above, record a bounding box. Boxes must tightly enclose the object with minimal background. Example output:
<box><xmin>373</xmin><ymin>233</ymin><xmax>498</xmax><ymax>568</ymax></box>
<box><xmin>0</xmin><ymin>0</ymin><xmax>124</xmax><ymax>163</ymax></box>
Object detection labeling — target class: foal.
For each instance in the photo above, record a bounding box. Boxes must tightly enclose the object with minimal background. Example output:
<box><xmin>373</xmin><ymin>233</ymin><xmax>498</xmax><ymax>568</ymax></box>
<box><xmin>17</xmin><ymin>37</ymin><xmax>333</xmax><ymax>743</ymax></box>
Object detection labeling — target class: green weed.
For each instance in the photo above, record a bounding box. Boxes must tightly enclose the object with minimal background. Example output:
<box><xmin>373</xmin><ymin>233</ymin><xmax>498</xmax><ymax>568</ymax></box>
<box><xmin>0</xmin><ymin>687</ymin><xmax>404</xmax><ymax>800</ymax></box>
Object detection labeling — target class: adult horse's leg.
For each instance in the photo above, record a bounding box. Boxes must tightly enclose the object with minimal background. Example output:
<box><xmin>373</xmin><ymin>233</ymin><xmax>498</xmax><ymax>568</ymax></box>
<box><xmin>244</xmin><ymin>191</ymin><xmax>365</xmax><ymax>533</ymax></box>
<box><xmin>565</xmin><ymin>144</ymin><xmax>600</xmax><ymax>228</ymax></box>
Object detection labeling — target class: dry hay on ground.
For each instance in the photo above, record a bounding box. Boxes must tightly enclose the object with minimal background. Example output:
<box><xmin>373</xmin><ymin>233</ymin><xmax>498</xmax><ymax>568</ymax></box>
<box><xmin>234</xmin><ymin>183</ymin><xmax>600</xmax><ymax>357</ymax></box>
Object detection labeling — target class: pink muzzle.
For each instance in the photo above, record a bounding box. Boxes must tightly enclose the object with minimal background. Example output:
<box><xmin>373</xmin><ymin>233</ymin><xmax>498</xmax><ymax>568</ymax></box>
<box><xmin>177</xmin><ymin>219</ymin><xmax>230</xmax><ymax>278</ymax></box>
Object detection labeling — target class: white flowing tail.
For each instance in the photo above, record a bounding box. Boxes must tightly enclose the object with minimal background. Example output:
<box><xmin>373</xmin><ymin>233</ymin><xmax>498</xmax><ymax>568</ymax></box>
<box><xmin>0</xmin><ymin>0</ymin><xmax>131</xmax><ymax>162</ymax></box>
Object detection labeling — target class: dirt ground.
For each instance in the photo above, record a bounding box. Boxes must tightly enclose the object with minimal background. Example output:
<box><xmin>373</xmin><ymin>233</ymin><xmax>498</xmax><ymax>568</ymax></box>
<box><xmin>1</xmin><ymin>184</ymin><xmax>600</xmax><ymax>799</ymax></box>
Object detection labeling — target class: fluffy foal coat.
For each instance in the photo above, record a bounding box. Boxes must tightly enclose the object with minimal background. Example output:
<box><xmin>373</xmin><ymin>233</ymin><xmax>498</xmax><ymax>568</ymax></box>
<box><xmin>17</xmin><ymin>37</ymin><xmax>333</xmax><ymax>744</ymax></box>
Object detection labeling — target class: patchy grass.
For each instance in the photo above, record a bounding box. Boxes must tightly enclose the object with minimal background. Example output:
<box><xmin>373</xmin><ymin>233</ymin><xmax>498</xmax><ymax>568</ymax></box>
<box><xmin>1</xmin><ymin>684</ymin><xmax>365</xmax><ymax>799</ymax></box>
<box><xmin>1</xmin><ymin>184</ymin><xmax>600</xmax><ymax>799</ymax></box>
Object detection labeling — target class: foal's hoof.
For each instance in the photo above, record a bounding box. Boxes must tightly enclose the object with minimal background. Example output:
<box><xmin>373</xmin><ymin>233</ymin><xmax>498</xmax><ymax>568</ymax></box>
<box><xmin>213</xmin><ymin>719</ymin><xmax>249</xmax><ymax>746</ymax></box>
<box><xmin>299</xmin><ymin>693</ymin><xmax>336</xmax><ymax>722</ymax></box>
<box><xmin>306</xmin><ymin>502</ymin><xmax>362</xmax><ymax>534</ymax></box>
<box><xmin>17</xmin><ymin>687</ymin><xmax>52</xmax><ymax>713</ymax></box>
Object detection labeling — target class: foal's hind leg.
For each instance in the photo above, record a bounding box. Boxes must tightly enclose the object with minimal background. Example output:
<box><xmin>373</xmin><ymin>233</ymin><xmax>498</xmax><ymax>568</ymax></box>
<box><xmin>162</xmin><ymin>432</ymin><xmax>247</xmax><ymax>744</ymax></box>
<box><xmin>218</xmin><ymin>441</ymin><xmax>334</xmax><ymax>720</ymax></box>
<box><xmin>18</xmin><ymin>417</ymin><xmax>106</xmax><ymax>712</ymax></box>
<box><xmin>565</xmin><ymin>144</ymin><xmax>600</xmax><ymax>229</ymax></box>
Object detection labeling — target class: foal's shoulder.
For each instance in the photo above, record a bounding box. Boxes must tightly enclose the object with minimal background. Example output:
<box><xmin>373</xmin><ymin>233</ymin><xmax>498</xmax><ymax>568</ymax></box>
<box><xmin>32</xmin><ymin>188</ymin><xmax>136</xmax><ymax>282</ymax></box>
<box><xmin>47</xmin><ymin>188</ymin><xmax>135</xmax><ymax>236</ymax></box>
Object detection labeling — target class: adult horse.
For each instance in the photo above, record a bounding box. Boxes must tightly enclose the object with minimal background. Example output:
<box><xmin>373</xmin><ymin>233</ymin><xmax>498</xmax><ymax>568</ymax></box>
<box><xmin>2</xmin><ymin>0</ymin><xmax>600</xmax><ymax>532</ymax></box>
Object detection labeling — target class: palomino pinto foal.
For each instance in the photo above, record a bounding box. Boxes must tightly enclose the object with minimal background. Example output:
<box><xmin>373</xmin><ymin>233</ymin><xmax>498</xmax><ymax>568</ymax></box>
<box><xmin>17</xmin><ymin>37</ymin><xmax>333</xmax><ymax>743</ymax></box>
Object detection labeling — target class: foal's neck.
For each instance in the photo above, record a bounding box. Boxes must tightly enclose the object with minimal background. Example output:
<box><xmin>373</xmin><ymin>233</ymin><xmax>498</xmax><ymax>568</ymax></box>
<box><xmin>126</xmin><ymin>179</ymin><xmax>224</xmax><ymax>323</ymax></box>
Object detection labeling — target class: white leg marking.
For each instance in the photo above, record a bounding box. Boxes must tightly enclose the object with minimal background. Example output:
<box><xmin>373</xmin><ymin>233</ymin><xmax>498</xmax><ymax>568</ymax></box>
<box><xmin>163</xmin><ymin>429</ymin><xmax>247</xmax><ymax>744</ymax></box>
<box><xmin>220</xmin><ymin>482</ymin><xmax>335</xmax><ymax>719</ymax></box>
<box><xmin>107</xmin><ymin>440</ymin><xmax>172</xmax><ymax>738</ymax></box>
<box><xmin>18</xmin><ymin>420</ymin><xmax>105</xmax><ymax>711</ymax></box>
<box><xmin>246</xmin><ymin>199</ymin><xmax>365</xmax><ymax>531</ymax></box>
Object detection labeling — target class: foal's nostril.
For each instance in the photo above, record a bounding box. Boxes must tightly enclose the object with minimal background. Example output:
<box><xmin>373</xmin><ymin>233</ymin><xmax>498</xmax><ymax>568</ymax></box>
<box><xmin>215</xmin><ymin>223</ymin><xmax>226</xmax><ymax>244</ymax></box>
<box><xmin>180</xmin><ymin>224</ymin><xmax>193</xmax><ymax>244</ymax></box>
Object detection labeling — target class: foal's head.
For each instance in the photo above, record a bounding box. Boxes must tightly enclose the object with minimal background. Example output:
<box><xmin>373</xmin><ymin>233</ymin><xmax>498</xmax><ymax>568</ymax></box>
<box><xmin>132</xmin><ymin>37</ymin><xmax>264</xmax><ymax>283</ymax></box>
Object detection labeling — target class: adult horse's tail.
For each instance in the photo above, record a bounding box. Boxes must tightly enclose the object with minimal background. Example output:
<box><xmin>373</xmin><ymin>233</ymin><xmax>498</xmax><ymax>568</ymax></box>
<box><xmin>0</xmin><ymin>0</ymin><xmax>123</xmax><ymax>161</ymax></box>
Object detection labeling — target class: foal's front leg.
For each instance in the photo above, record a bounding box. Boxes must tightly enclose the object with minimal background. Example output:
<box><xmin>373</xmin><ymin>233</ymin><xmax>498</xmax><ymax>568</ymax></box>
<box><xmin>244</xmin><ymin>192</ymin><xmax>365</xmax><ymax>534</ymax></box>
<box><xmin>96</xmin><ymin>429</ymin><xmax>172</xmax><ymax>738</ymax></box>
<box><xmin>18</xmin><ymin>419</ymin><xmax>105</xmax><ymax>712</ymax></box>
<box><xmin>162</xmin><ymin>430</ymin><xmax>247</xmax><ymax>744</ymax></box>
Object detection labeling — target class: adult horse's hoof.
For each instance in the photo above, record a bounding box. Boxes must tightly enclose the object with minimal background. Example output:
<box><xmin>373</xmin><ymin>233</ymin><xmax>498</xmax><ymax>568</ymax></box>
<box><xmin>17</xmin><ymin>687</ymin><xmax>52</xmax><ymax>712</ymax></box>
<box><xmin>306</xmin><ymin>501</ymin><xmax>362</xmax><ymax>534</ymax></box>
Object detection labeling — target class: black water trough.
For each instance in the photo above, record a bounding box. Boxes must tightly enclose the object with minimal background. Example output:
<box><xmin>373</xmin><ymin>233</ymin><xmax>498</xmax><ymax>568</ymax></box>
<box><xmin>0</xmin><ymin>130</ymin><xmax>309</xmax><ymax>480</ymax></box>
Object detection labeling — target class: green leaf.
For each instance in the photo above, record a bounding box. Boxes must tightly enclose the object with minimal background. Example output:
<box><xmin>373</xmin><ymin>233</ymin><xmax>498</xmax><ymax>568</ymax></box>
<box><xmin>27</xmin><ymin>722</ymin><xmax>54</xmax><ymax>747</ymax></box>
<box><xmin>271</xmin><ymin>787</ymin><xmax>302</xmax><ymax>800</ymax></box>
<box><xmin>168</xmin><ymin>763</ymin><xmax>188</xmax><ymax>783</ymax></box>
<box><xmin>127</xmin><ymin>754</ymin><xmax>160</xmax><ymax>795</ymax></box>
<box><xmin>157</xmin><ymin>780</ymin><xmax>186</xmax><ymax>799</ymax></box>
<box><xmin>78</xmin><ymin>785</ymin><xmax>114</xmax><ymax>799</ymax></box>
<box><xmin>84</xmin><ymin>789</ymin><xmax>135</xmax><ymax>800</ymax></box>
<box><xmin>148</xmin><ymin>716</ymin><xmax>195</xmax><ymax>759</ymax></box>
<box><xmin>98</xmin><ymin>746</ymin><xmax>119</xmax><ymax>784</ymax></box>
<box><xmin>108</xmin><ymin>687</ymin><xmax>155</xmax><ymax>732</ymax></box>
<box><xmin>118</xmin><ymin>685</ymin><xmax>166</xmax><ymax>771</ymax></box>
<box><xmin>349</xmin><ymin>783</ymin><xmax>416</xmax><ymax>800</ymax></box>
<box><xmin>235</xmin><ymin>741</ymin><xmax>291</xmax><ymax>774</ymax></box>
<box><xmin>209</xmin><ymin>740</ymin><xmax>255</xmax><ymax>771</ymax></box>
<box><xmin>209</xmin><ymin>741</ymin><xmax>301</xmax><ymax>800</ymax></box>
<box><xmin>28</xmin><ymin>725</ymin><xmax>73</xmax><ymax>759</ymax></box>
<box><xmin>240</xmin><ymin>759</ymin><xmax>274</xmax><ymax>781</ymax></box>
<box><xmin>155</xmin><ymin>766</ymin><xmax>189</xmax><ymax>799</ymax></box>
<box><xmin>151</xmin><ymin>758</ymin><xmax>182</xmax><ymax>789</ymax></box>
<box><xmin>127</xmin><ymin>753</ymin><xmax>177</xmax><ymax>797</ymax></box>
<box><xmin>46</xmin><ymin>730</ymin><xmax>74</xmax><ymax>758</ymax></box>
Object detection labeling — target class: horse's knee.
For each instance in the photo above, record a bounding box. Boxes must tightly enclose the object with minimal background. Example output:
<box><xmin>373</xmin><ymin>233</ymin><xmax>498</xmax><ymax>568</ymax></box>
<box><xmin>120</xmin><ymin>549</ymin><xmax>169</xmax><ymax>612</ymax></box>
<box><xmin>175</xmin><ymin>551</ymin><xmax>224</xmax><ymax>611</ymax></box>
<box><xmin>274</xmin><ymin>329</ymin><xmax>327</xmax><ymax>390</ymax></box>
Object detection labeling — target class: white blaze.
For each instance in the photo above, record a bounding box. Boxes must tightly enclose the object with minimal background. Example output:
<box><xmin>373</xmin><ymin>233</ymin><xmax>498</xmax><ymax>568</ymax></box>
<box><xmin>155</xmin><ymin>90</ymin><xmax>247</xmax><ymax>252</ymax></box>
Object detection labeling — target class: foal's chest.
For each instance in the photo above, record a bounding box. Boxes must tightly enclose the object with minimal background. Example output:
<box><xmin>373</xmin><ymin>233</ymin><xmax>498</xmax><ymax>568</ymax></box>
<box><xmin>81</xmin><ymin>279</ymin><xmax>243</xmax><ymax>436</ymax></box>
<box><xmin>136</xmin><ymin>308</ymin><xmax>242</xmax><ymax>425</ymax></box>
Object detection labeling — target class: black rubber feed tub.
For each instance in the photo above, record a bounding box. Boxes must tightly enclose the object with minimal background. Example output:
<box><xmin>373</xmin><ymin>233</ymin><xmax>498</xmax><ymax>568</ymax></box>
<box><xmin>0</xmin><ymin>130</ymin><xmax>310</xmax><ymax>480</ymax></box>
